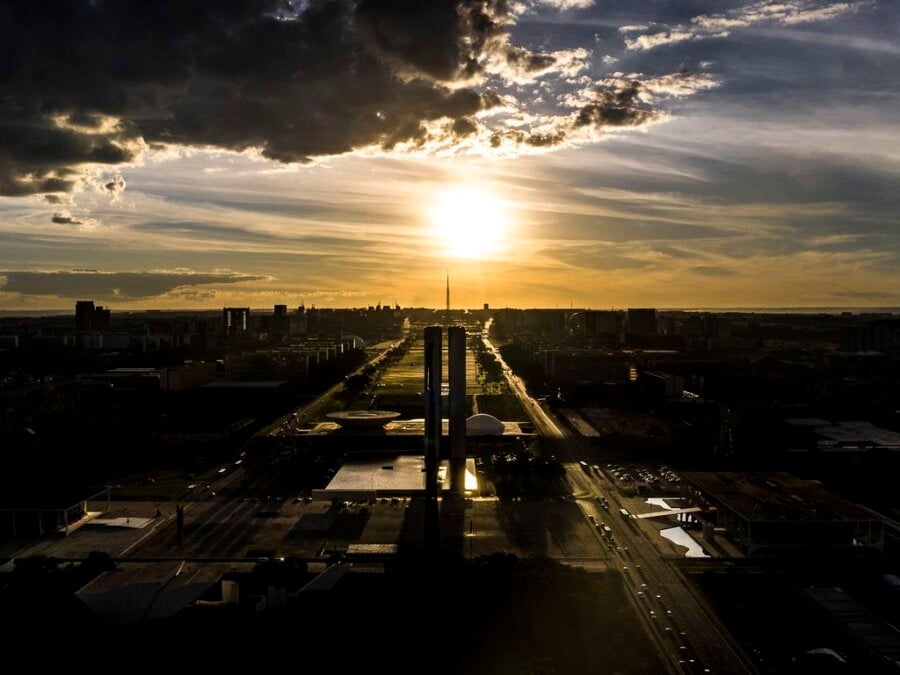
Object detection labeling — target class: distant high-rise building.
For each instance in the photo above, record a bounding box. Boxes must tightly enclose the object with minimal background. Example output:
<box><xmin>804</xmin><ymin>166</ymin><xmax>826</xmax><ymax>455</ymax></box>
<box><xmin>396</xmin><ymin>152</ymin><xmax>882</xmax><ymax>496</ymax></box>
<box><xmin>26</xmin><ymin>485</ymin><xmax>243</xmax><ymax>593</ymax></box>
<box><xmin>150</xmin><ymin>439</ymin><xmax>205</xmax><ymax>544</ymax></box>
<box><xmin>483</xmin><ymin>303</ymin><xmax>490</xmax><ymax>311</ymax></box>
<box><xmin>627</xmin><ymin>308</ymin><xmax>657</xmax><ymax>336</ymax></box>
<box><xmin>223</xmin><ymin>307</ymin><xmax>250</xmax><ymax>337</ymax></box>
<box><xmin>270</xmin><ymin>305</ymin><xmax>290</xmax><ymax>342</ymax></box>
<box><xmin>582</xmin><ymin>310</ymin><xmax>625</xmax><ymax>335</ymax></box>
<box><xmin>75</xmin><ymin>301</ymin><xmax>93</xmax><ymax>332</ymax></box>
<box><xmin>75</xmin><ymin>300</ymin><xmax>110</xmax><ymax>333</ymax></box>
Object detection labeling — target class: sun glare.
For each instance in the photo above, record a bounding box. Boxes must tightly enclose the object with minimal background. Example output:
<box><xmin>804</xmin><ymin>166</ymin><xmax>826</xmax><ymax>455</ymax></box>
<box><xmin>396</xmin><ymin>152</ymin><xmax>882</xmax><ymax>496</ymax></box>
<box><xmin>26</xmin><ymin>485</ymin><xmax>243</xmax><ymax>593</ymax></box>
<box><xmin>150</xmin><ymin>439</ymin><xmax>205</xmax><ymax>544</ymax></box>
<box><xmin>429</xmin><ymin>187</ymin><xmax>511</xmax><ymax>258</ymax></box>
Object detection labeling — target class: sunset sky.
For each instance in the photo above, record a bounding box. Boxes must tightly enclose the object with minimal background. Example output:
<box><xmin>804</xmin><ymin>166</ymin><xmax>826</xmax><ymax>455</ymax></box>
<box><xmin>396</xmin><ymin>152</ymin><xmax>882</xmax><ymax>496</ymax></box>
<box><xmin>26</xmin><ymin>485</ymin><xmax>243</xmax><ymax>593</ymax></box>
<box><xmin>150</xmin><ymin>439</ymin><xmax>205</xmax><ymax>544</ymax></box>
<box><xmin>0</xmin><ymin>0</ymin><xmax>897</xmax><ymax>310</ymax></box>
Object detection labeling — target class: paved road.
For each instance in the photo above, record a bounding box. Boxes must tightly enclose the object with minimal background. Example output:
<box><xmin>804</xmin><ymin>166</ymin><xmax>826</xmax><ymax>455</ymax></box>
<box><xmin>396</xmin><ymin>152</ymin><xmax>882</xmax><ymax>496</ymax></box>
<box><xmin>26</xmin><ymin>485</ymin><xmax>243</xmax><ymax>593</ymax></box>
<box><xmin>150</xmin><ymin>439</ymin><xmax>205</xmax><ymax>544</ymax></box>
<box><xmin>126</xmin><ymin>337</ymin><xmax>404</xmax><ymax>559</ymax></box>
<box><xmin>485</xmin><ymin>324</ymin><xmax>754</xmax><ymax>675</ymax></box>
<box><xmin>266</xmin><ymin>335</ymin><xmax>407</xmax><ymax>437</ymax></box>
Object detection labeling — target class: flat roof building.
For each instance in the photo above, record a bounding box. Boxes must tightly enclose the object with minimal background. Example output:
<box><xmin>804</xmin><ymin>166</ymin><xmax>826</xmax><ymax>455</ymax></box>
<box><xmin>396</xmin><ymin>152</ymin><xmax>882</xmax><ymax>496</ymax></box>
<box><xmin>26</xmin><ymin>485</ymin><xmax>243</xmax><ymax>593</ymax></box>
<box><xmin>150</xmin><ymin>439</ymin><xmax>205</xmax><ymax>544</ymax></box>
<box><xmin>312</xmin><ymin>454</ymin><xmax>477</xmax><ymax>501</ymax></box>
<box><xmin>683</xmin><ymin>471</ymin><xmax>884</xmax><ymax>554</ymax></box>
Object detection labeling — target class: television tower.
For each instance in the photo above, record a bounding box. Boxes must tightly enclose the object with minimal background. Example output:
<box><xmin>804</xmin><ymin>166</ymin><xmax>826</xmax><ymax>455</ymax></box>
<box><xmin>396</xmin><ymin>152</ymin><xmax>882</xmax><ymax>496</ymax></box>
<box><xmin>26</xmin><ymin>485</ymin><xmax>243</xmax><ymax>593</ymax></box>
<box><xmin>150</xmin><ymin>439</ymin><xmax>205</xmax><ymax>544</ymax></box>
<box><xmin>445</xmin><ymin>270</ymin><xmax>450</xmax><ymax>324</ymax></box>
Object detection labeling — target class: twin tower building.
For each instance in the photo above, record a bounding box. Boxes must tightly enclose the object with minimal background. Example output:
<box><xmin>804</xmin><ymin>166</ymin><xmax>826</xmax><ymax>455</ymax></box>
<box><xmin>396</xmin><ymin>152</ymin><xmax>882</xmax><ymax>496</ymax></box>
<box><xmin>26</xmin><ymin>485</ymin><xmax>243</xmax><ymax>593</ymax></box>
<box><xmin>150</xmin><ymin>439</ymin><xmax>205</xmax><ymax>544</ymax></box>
<box><xmin>423</xmin><ymin>325</ymin><xmax>467</xmax><ymax>547</ymax></box>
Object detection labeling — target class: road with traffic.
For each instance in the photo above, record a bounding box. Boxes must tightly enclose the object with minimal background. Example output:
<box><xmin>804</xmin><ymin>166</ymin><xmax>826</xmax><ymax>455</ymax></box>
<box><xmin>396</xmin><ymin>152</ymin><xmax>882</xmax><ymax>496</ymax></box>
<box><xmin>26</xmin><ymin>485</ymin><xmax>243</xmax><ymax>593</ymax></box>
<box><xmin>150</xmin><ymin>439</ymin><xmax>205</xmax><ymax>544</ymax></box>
<box><xmin>125</xmin><ymin>335</ymin><xmax>406</xmax><ymax>559</ymax></box>
<box><xmin>484</xmin><ymin>320</ymin><xmax>754</xmax><ymax>675</ymax></box>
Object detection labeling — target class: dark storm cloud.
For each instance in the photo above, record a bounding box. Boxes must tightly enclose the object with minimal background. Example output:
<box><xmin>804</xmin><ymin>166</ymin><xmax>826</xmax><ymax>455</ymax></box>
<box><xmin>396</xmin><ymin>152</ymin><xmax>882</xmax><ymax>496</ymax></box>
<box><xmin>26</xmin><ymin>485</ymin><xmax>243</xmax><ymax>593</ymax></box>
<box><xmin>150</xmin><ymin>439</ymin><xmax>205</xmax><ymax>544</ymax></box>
<box><xmin>0</xmin><ymin>270</ymin><xmax>267</xmax><ymax>299</ymax></box>
<box><xmin>0</xmin><ymin>0</ymin><xmax>540</xmax><ymax>196</ymax></box>
<box><xmin>0</xmin><ymin>0</ymin><xmax>719</xmax><ymax>197</ymax></box>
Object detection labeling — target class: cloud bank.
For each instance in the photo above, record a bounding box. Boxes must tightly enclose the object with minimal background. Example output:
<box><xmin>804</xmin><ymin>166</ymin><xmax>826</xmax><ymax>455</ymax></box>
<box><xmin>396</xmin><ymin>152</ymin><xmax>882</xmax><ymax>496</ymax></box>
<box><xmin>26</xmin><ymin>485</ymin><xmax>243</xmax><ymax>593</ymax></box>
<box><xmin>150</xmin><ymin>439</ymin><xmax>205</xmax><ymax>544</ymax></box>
<box><xmin>0</xmin><ymin>0</ymin><xmax>716</xmax><ymax>198</ymax></box>
<box><xmin>0</xmin><ymin>270</ymin><xmax>267</xmax><ymax>299</ymax></box>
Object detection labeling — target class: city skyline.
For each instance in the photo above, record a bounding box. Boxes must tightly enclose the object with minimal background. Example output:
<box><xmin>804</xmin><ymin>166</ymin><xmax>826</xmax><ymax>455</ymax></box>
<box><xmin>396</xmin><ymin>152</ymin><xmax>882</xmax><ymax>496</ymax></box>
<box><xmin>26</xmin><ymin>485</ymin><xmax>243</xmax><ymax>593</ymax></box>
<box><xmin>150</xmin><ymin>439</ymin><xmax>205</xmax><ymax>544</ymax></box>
<box><xmin>0</xmin><ymin>1</ymin><xmax>898</xmax><ymax>310</ymax></box>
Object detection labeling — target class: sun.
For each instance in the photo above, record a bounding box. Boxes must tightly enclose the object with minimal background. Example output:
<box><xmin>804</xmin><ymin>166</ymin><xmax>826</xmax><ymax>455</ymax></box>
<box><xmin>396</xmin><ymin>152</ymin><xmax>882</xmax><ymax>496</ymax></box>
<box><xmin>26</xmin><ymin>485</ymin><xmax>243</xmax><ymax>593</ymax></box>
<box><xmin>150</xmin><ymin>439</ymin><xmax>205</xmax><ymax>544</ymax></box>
<box><xmin>429</xmin><ymin>187</ymin><xmax>511</xmax><ymax>259</ymax></box>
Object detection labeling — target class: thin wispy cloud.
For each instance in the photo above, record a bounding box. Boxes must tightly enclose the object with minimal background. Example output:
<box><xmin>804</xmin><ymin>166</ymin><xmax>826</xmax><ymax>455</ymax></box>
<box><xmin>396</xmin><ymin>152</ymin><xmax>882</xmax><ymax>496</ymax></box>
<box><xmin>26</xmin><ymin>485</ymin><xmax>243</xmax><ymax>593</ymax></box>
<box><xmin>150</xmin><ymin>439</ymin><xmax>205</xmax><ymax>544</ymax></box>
<box><xmin>624</xmin><ymin>0</ymin><xmax>871</xmax><ymax>51</ymax></box>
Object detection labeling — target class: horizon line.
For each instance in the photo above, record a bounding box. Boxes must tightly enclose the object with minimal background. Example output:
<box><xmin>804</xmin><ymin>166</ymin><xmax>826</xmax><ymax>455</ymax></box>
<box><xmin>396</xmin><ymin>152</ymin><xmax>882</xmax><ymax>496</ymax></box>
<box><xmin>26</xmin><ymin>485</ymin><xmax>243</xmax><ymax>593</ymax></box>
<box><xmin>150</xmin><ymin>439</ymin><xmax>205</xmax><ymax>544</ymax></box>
<box><xmin>2</xmin><ymin>305</ymin><xmax>900</xmax><ymax>315</ymax></box>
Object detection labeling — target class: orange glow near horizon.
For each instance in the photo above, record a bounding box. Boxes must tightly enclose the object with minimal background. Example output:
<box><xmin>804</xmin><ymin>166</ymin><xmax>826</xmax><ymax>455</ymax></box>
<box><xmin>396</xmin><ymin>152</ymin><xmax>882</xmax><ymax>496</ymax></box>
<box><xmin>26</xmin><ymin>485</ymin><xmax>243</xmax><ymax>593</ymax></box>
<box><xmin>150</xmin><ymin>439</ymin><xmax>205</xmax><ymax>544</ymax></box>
<box><xmin>428</xmin><ymin>186</ymin><xmax>511</xmax><ymax>259</ymax></box>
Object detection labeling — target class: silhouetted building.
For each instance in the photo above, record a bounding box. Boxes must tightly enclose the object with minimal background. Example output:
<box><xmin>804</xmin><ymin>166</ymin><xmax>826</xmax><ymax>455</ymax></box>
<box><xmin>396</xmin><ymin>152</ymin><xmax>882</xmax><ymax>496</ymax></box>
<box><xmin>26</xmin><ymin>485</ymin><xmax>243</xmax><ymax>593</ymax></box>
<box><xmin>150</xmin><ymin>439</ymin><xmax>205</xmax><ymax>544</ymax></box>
<box><xmin>544</xmin><ymin>350</ymin><xmax>631</xmax><ymax>385</ymax></box>
<box><xmin>75</xmin><ymin>300</ymin><xmax>110</xmax><ymax>333</ymax></box>
<box><xmin>840</xmin><ymin>320</ymin><xmax>900</xmax><ymax>353</ymax></box>
<box><xmin>582</xmin><ymin>310</ymin><xmax>625</xmax><ymax>335</ymax></box>
<box><xmin>641</xmin><ymin>370</ymin><xmax>684</xmax><ymax>399</ymax></box>
<box><xmin>223</xmin><ymin>307</ymin><xmax>250</xmax><ymax>338</ymax></box>
<box><xmin>684</xmin><ymin>472</ymin><xmax>884</xmax><ymax>554</ymax></box>
<box><xmin>270</xmin><ymin>304</ymin><xmax>290</xmax><ymax>343</ymax></box>
<box><xmin>627</xmin><ymin>308</ymin><xmax>657</xmax><ymax>336</ymax></box>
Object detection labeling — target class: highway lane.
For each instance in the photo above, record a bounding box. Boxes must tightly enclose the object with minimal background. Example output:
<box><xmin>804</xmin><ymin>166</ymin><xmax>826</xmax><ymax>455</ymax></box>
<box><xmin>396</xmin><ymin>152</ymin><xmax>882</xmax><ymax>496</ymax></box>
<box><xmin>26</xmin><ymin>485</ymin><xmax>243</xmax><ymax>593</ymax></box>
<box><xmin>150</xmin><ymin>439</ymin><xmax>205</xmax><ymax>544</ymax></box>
<box><xmin>481</xmin><ymin>319</ymin><xmax>562</xmax><ymax>439</ymax></box>
<box><xmin>124</xmin><ymin>336</ymin><xmax>406</xmax><ymax>559</ymax></box>
<box><xmin>484</xmin><ymin>324</ymin><xmax>754</xmax><ymax>675</ymax></box>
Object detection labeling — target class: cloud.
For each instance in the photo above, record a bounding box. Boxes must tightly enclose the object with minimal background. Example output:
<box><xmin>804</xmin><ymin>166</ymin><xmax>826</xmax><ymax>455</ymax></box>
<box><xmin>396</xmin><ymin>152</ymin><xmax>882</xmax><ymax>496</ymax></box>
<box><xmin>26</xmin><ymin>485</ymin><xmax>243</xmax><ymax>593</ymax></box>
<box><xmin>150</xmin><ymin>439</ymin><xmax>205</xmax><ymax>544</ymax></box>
<box><xmin>482</xmin><ymin>68</ymin><xmax>719</xmax><ymax>154</ymax></box>
<box><xmin>618</xmin><ymin>24</ymin><xmax>650</xmax><ymax>34</ymax></box>
<box><xmin>832</xmin><ymin>290</ymin><xmax>898</xmax><ymax>299</ymax></box>
<box><xmin>0</xmin><ymin>1</ymin><xmax>510</xmax><ymax>195</ymax></box>
<box><xmin>572</xmin><ymin>69</ymin><xmax>721</xmax><ymax>104</ymax></box>
<box><xmin>689</xmin><ymin>265</ymin><xmax>739</xmax><ymax>277</ymax></box>
<box><xmin>531</xmin><ymin>0</ymin><xmax>594</xmax><ymax>10</ymax></box>
<box><xmin>0</xmin><ymin>270</ymin><xmax>268</xmax><ymax>299</ymax></box>
<box><xmin>50</xmin><ymin>210</ymin><xmax>101</xmax><ymax>229</ymax></box>
<box><xmin>51</xmin><ymin>211</ymin><xmax>82</xmax><ymax>225</ymax></box>
<box><xmin>43</xmin><ymin>194</ymin><xmax>74</xmax><ymax>205</ymax></box>
<box><xmin>101</xmin><ymin>174</ymin><xmax>126</xmax><ymax>201</ymax></box>
<box><xmin>0</xmin><ymin>0</ymin><xmax>712</xmax><ymax>198</ymax></box>
<box><xmin>493</xmin><ymin>46</ymin><xmax>589</xmax><ymax>85</ymax></box>
<box><xmin>625</xmin><ymin>0</ymin><xmax>869</xmax><ymax>51</ymax></box>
